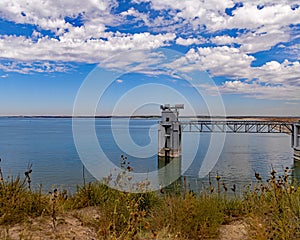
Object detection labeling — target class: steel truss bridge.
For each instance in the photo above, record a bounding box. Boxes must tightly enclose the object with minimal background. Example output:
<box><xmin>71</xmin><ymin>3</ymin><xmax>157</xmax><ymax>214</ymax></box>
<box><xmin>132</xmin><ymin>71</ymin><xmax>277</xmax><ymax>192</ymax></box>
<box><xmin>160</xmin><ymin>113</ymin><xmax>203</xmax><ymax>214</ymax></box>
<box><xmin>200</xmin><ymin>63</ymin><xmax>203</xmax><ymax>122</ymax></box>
<box><xmin>180</xmin><ymin>120</ymin><xmax>294</xmax><ymax>134</ymax></box>
<box><xmin>158</xmin><ymin>104</ymin><xmax>300</xmax><ymax>159</ymax></box>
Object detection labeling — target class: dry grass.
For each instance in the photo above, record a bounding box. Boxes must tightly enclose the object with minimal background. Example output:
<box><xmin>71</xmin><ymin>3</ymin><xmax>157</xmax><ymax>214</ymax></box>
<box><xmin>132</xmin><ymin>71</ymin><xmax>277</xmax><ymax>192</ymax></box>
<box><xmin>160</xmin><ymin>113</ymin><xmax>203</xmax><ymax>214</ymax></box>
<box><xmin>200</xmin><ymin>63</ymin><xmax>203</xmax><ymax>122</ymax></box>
<box><xmin>0</xmin><ymin>163</ymin><xmax>299</xmax><ymax>239</ymax></box>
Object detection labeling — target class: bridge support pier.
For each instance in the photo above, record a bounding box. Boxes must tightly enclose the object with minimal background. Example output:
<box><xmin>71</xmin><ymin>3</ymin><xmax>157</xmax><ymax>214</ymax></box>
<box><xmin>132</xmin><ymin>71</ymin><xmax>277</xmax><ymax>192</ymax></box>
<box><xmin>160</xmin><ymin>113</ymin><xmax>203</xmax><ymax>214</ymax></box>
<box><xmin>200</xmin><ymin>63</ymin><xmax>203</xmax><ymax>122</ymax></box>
<box><xmin>158</xmin><ymin>104</ymin><xmax>184</xmax><ymax>158</ymax></box>
<box><xmin>292</xmin><ymin>122</ymin><xmax>300</xmax><ymax>161</ymax></box>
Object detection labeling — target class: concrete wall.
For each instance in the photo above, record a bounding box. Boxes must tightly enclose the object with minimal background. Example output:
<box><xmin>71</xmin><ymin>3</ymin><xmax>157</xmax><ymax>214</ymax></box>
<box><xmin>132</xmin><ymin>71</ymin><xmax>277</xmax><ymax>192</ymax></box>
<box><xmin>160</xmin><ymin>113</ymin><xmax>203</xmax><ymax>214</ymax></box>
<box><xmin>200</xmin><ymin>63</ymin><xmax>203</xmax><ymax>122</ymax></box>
<box><xmin>293</xmin><ymin>123</ymin><xmax>300</xmax><ymax>161</ymax></box>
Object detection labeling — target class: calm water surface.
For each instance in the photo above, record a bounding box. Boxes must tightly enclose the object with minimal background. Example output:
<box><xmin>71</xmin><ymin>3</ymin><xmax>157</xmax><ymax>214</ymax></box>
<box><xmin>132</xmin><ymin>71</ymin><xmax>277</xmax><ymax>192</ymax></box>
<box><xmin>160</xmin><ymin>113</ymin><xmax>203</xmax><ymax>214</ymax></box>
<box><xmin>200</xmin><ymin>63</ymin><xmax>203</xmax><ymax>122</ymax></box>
<box><xmin>0</xmin><ymin>118</ymin><xmax>297</xmax><ymax>192</ymax></box>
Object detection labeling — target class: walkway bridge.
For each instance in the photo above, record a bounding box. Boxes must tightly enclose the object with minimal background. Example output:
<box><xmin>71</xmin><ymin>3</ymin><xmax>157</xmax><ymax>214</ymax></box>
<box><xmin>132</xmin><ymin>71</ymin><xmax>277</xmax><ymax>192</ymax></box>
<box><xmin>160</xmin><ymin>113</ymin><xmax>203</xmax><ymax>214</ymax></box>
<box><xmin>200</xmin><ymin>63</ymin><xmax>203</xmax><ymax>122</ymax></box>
<box><xmin>158</xmin><ymin>104</ymin><xmax>300</xmax><ymax>161</ymax></box>
<box><xmin>180</xmin><ymin>120</ymin><xmax>293</xmax><ymax>134</ymax></box>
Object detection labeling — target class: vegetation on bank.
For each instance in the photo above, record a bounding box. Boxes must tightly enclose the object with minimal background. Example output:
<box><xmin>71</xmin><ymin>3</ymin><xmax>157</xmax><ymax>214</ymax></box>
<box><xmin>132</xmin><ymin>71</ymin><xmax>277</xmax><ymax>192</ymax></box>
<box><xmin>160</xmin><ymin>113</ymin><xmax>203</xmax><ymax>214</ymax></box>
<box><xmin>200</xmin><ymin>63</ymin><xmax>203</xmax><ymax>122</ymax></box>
<box><xmin>0</xmin><ymin>164</ymin><xmax>299</xmax><ymax>239</ymax></box>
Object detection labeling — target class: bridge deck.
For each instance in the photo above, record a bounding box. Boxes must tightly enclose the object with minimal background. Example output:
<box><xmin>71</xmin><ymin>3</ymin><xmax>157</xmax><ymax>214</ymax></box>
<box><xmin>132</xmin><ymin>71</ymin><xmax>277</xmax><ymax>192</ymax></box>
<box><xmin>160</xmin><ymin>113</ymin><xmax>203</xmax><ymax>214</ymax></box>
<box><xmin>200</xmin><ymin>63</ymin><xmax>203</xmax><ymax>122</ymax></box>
<box><xmin>180</xmin><ymin>121</ymin><xmax>294</xmax><ymax>134</ymax></box>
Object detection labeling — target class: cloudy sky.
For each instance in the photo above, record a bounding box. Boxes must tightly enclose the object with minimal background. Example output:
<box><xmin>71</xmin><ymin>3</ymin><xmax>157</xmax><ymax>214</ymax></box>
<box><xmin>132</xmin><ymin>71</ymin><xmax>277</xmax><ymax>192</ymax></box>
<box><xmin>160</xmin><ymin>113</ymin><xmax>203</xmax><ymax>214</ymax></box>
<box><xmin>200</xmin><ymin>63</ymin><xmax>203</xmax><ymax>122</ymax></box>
<box><xmin>0</xmin><ymin>0</ymin><xmax>299</xmax><ymax>116</ymax></box>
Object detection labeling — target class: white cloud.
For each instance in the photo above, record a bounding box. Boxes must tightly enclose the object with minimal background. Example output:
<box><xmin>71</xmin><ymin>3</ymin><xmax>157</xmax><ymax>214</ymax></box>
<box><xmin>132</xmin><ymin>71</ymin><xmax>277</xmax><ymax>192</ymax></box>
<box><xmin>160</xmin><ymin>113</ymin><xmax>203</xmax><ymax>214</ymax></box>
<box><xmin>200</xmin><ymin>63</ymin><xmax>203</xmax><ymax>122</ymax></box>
<box><xmin>239</xmin><ymin>29</ymin><xmax>290</xmax><ymax>53</ymax></box>
<box><xmin>0</xmin><ymin>0</ymin><xmax>118</xmax><ymax>35</ymax></box>
<box><xmin>99</xmin><ymin>49</ymin><xmax>172</xmax><ymax>75</ymax></box>
<box><xmin>211</xmin><ymin>35</ymin><xmax>236</xmax><ymax>45</ymax></box>
<box><xmin>168</xmin><ymin>45</ymin><xmax>300</xmax><ymax>86</ymax></box>
<box><xmin>0</xmin><ymin>0</ymin><xmax>179</xmax><ymax>73</ymax></box>
<box><xmin>0</xmin><ymin>1</ymin><xmax>298</xmax><ymax>62</ymax></box>
<box><xmin>176</xmin><ymin>37</ymin><xmax>205</xmax><ymax>46</ymax></box>
<box><xmin>276</xmin><ymin>43</ymin><xmax>300</xmax><ymax>59</ymax></box>
<box><xmin>167</xmin><ymin>46</ymin><xmax>255</xmax><ymax>78</ymax></box>
<box><xmin>0</xmin><ymin>33</ymin><xmax>175</xmax><ymax>67</ymax></box>
<box><xmin>166</xmin><ymin>45</ymin><xmax>300</xmax><ymax>100</ymax></box>
<box><xmin>120</xmin><ymin>7</ymin><xmax>153</xmax><ymax>26</ymax></box>
<box><xmin>132</xmin><ymin>1</ymin><xmax>300</xmax><ymax>31</ymax></box>
<box><xmin>227</xmin><ymin>3</ymin><xmax>300</xmax><ymax>31</ymax></box>
<box><xmin>0</xmin><ymin>61</ymin><xmax>72</xmax><ymax>74</ymax></box>
<box><xmin>253</xmin><ymin>60</ymin><xmax>300</xmax><ymax>85</ymax></box>
<box><xmin>132</xmin><ymin>0</ymin><xmax>300</xmax><ymax>54</ymax></box>
<box><xmin>0</xmin><ymin>74</ymin><xmax>8</xmax><ymax>78</ymax></box>
<box><xmin>131</xmin><ymin>0</ymin><xmax>234</xmax><ymax>33</ymax></box>
<box><xmin>211</xmin><ymin>29</ymin><xmax>290</xmax><ymax>53</ymax></box>
<box><xmin>203</xmin><ymin>80</ymin><xmax>300</xmax><ymax>101</ymax></box>
<box><xmin>0</xmin><ymin>0</ymin><xmax>299</xmax><ymax>97</ymax></box>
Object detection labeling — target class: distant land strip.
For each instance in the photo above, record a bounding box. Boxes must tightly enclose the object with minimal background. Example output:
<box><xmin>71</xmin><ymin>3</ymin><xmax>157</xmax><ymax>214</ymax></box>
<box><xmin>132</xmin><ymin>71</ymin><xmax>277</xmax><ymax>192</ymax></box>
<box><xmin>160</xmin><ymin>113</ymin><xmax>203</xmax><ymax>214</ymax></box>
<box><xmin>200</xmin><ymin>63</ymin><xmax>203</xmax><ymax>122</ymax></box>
<box><xmin>0</xmin><ymin>116</ymin><xmax>299</xmax><ymax>122</ymax></box>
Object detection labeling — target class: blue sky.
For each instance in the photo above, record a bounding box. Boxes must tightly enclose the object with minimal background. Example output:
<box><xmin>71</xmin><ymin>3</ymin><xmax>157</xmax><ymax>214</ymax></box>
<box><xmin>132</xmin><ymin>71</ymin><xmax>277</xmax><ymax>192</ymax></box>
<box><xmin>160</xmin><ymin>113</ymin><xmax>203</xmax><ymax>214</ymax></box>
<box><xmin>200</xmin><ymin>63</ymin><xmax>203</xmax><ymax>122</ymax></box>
<box><xmin>0</xmin><ymin>0</ymin><xmax>300</xmax><ymax>116</ymax></box>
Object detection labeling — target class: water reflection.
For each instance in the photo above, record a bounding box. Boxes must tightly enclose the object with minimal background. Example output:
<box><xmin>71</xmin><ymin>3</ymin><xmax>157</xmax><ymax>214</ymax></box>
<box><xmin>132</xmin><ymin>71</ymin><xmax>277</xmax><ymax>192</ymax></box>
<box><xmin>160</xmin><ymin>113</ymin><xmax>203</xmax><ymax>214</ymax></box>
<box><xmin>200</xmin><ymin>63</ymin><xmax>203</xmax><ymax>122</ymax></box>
<box><xmin>158</xmin><ymin>156</ymin><xmax>182</xmax><ymax>190</ymax></box>
<box><xmin>292</xmin><ymin>159</ymin><xmax>300</xmax><ymax>182</ymax></box>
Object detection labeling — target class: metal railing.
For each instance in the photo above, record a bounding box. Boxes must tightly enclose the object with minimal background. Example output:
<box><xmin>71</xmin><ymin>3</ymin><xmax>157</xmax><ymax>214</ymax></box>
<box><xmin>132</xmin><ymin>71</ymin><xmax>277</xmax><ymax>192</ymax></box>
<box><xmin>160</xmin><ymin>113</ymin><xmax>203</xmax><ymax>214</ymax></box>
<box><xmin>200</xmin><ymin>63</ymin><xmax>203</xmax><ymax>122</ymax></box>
<box><xmin>180</xmin><ymin>121</ymin><xmax>294</xmax><ymax>134</ymax></box>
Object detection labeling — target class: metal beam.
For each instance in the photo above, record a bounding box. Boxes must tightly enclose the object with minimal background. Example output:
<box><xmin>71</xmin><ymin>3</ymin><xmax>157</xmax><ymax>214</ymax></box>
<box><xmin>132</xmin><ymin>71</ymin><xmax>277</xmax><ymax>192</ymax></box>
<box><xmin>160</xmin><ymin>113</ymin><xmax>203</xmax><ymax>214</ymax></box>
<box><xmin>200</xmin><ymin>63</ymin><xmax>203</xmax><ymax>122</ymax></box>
<box><xmin>180</xmin><ymin>121</ymin><xmax>294</xmax><ymax>134</ymax></box>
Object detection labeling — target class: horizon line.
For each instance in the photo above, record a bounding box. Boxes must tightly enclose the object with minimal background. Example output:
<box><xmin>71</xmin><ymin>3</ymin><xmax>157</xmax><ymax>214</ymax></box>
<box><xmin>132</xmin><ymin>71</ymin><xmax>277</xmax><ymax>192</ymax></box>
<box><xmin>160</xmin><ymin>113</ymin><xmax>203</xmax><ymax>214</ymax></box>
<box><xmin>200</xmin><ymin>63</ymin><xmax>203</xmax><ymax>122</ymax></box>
<box><xmin>0</xmin><ymin>115</ymin><xmax>299</xmax><ymax>119</ymax></box>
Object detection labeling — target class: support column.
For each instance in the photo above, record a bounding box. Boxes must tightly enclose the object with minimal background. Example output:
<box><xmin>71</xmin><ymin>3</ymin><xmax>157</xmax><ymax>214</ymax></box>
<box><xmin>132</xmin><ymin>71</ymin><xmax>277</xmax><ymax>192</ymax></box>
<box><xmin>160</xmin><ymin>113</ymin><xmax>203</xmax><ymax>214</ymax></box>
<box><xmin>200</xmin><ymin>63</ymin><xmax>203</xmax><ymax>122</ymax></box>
<box><xmin>158</xmin><ymin>104</ymin><xmax>184</xmax><ymax>158</ymax></box>
<box><xmin>292</xmin><ymin>121</ymin><xmax>300</xmax><ymax>161</ymax></box>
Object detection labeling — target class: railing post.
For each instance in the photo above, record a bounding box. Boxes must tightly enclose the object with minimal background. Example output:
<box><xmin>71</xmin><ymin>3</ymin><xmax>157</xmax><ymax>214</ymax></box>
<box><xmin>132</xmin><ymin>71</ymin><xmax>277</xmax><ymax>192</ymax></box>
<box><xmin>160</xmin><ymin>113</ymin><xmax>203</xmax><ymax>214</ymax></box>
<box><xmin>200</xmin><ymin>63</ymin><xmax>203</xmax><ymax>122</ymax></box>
<box><xmin>158</xmin><ymin>104</ymin><xmax>184</xmax><ymax>158</ymax></box>
<box><xmin>292</xmin><ymin>121</ymin><xmax>300</xmax><ymax>161</ymax></box>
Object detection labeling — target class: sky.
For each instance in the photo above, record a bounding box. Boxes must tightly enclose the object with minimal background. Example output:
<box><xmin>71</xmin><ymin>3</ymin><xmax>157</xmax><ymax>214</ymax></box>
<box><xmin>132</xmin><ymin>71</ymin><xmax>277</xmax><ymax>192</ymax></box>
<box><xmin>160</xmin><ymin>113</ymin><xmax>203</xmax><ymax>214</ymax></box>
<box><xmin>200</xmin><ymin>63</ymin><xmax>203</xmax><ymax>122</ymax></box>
<box><xmin>0</xmin><ymin>0</ymin><xmax>300</xmax><ymax>116</ymax></box>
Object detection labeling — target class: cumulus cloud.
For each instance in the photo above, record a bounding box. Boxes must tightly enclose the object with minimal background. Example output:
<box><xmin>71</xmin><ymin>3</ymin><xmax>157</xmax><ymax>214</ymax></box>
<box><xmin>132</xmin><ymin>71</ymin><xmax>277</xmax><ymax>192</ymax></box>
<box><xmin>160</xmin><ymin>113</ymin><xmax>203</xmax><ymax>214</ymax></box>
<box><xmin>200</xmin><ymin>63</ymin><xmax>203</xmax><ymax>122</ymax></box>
<box><xmin>253</xmin><ymin>60</ymin><xmax>300</xmax><ymax>85</ymax></box>
<box><xmin>0</xmin><ymin>0</ymin><xmax>118</xmax><ymax>35</ymax></box>
<box><xmin>0</xmin><ymin>0</ymin><xmax>299</xmax><ymax>65</ymax></box>
<box><xmin>132</xmin><ymin>0</ymin><xmax>300</xmax><ymax>53</ymax></box>
<box><xmin>0</xmin><ymin>1</ymin><xmax>179</xmax><ymax>73</ymax></box>
<box><xmin>226</xmin><ymin>3</ymin><xmax>300</xmax><ymax>31</ymax></box>
<box><xmin>167</xmin><ymin>46</ymin><xmax>255</xmax><ymax>78</ymax></box>
<box><xmin>133</xmin><ymin>0</ymin><xmax>300</xmax><ymax>31</ymax></box>
<box><xmin>0</xmin><ymin>0</ymin><xmax>299</xmax><ymax>103</ymax></box>
<box><xmin>166</xmin><ymin>45</ymin><xmax>300</xmax><ymax>100</ymax></box>
<box><xmin>0</xmin><ymin>32</ymin><xmax>175</xmax><ymax>64</ymax></box>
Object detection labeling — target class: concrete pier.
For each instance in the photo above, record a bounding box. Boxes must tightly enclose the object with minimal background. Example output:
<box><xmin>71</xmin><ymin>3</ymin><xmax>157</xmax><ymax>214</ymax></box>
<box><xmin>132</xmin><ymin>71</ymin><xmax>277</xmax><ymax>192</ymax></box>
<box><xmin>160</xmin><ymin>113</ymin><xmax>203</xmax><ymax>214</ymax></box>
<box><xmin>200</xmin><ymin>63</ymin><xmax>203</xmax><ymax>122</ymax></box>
<box><xmin>158</xmin><ymin>104</ymin><xmax>184</xmax><ymax>158</ymax></box>
<box><xmin>292</xmin><ymin>122</ymin><xmax>300</xmax><ymax>161</ymax></box>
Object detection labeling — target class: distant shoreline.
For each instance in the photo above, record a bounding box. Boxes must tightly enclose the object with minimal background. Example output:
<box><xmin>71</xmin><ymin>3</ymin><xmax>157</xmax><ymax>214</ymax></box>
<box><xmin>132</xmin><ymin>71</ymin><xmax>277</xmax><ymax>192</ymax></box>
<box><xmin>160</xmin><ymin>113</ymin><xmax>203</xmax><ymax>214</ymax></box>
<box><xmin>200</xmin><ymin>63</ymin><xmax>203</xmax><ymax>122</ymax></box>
<box><xmin>0</xmin><ymin>115</ymin><xmax>299</xmax><ymax>122</ymax></box>
<box><xmin>0</xmin><ymin>115</ymin><xmax>160</xmax><ymax>119</ymax></box>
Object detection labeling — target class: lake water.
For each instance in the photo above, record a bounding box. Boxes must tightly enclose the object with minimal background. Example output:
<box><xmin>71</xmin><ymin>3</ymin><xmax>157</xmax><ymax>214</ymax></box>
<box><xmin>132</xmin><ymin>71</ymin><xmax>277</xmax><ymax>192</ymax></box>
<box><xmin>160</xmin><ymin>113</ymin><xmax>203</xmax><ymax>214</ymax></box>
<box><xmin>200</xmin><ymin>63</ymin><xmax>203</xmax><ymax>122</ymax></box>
<box><xmin>0</xmin><ymin>117</ymin><xmax>298</xmax><ymax>193</ymax></box>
